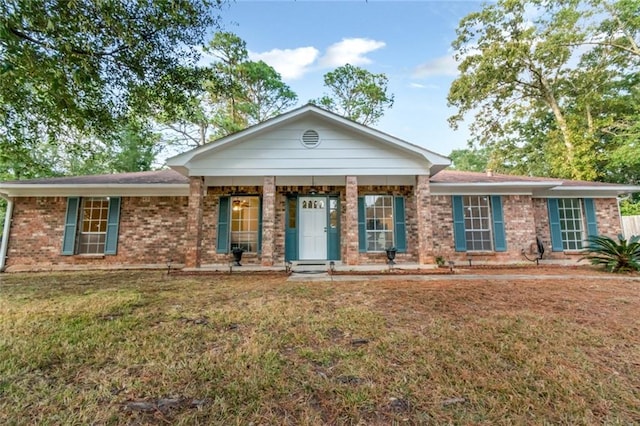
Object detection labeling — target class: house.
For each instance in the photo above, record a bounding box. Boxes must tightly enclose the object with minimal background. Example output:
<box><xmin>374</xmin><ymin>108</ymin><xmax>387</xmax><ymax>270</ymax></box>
<box><xmin>1</xmin><ymin>105</ymin><xmax>638</xmax><ymax>272</ymax></box>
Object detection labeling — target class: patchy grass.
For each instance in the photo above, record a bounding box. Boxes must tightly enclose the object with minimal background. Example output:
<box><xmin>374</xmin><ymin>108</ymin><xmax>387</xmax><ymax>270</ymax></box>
<box><xmin>1</xmin><ymin>271</ymin><xmax>639</xmax><ymax>424</ymax></box>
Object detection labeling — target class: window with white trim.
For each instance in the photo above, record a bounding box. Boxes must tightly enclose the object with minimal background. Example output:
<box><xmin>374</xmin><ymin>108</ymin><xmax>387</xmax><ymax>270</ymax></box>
<box><xmin>463</xmin><ymin>195</ymin><xmax>493</xmax><ymax>251</ymax></box>
<box><xmin>365</xmin><ymin>195</ymin><xmax>394</xmax><ymax>251</ymax></box>
<box><xmin>558</xmin><ymin>198</ymin><xmax>584</xmax><ymax>250</ymax></box>
<box><xmin>230</xmin><ymin>196</ymin><xmax>260</xmax><ymax>252</ymax></box>
<box><xmin>78</xmin><ymin>197</ymin><xmax>109</xmax><ymax>254</ymax></box>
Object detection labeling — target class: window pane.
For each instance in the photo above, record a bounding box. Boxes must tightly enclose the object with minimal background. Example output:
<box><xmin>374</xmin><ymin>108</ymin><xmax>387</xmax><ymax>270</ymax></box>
<box><xmin>364</xmin><ymin>195</ymin><xmax>394</xmax><ymax>251</ymax></box>
<box><xmin>230</xmin><ymin>196</ymin><xmax>260</xmax><ymax>252</ymax></box>
<box><xmin>462</xmin><ymin>196</ymin><xmax>493</xmax><ymax>251</ymax></box>
<box><xmin>78</xmin><ymin>197</ymin><xmax>109</xmax><ymax>254</ymax></box>
<box><xmin>558</xmin><ymin>198</ymin><xmax>584</xmax><ymax>251</ymax></box>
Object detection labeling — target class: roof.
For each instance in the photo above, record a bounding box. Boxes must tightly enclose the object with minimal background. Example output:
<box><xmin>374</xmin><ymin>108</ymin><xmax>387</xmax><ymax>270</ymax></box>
<box><xmin>1</xmin><ymin>170</ymin><xmax>188</xmax><ymax>185</ymax></box>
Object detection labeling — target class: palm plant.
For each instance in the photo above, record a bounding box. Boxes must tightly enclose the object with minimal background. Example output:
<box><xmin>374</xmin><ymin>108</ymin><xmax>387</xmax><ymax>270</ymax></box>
<box><xmin>581</xmin><ymin>234</ymin><xmax>640</xmax><ymax>273</ymax></box>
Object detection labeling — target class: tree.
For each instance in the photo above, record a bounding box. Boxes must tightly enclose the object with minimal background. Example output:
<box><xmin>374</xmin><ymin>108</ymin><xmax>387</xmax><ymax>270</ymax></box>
<box><xmin>449</xmin><ymin>0</ymin><xmax>640</xmax><ymax>182</ymax></box>
<box><xmin>311</xmin><ymin>64</ymin><xmax>394</xmax><ymax>125</ymax></box>
<box><xmin>448</xmin><ymin>148</ymin><xmax>490</xmax><ymax>172</ymax></box>
<box><xmin>0</xmin><ymin>0</ymin><xmax>225</xmax><ymax>180</ymax></box>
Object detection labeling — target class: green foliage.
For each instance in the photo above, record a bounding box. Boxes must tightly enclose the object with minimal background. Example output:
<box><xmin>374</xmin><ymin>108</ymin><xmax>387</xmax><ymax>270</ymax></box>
<box><xmin>620</xmin><ymin>198</ymin><xmax>640</xmax><ymax>216</ymax></box>
<box><xmin>0</xmin><ymin>0</ymin><xmax>224</xmax><ymax>178</ymax></box>
<box><xmin>581</xmin><ymin>234</ymin><xmax>640</xmax><ymax>272</ymax></box>
<box><xmin>311</xmin><ymin>64</ymin><xmax>394</xmax><ymax>125</ymax></box>
<box><xmin>448</xmin><ymin>148</ymin><xmax>490</xmax><ymax>172</ymax></box>
<box><xmin>449</xmin><ymin>0</ymin><xmax>640</xmax><ymax>182</ymax></box>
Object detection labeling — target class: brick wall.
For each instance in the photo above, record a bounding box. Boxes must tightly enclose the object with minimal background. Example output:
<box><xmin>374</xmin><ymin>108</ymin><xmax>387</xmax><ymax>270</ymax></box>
<box><xmin>5</xmin><ymin>196</ymin><xmax>188</xmax><ymax>271</ymax></box>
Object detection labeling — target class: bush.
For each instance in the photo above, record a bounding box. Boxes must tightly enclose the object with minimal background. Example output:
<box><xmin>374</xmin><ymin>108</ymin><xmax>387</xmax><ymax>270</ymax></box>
<box><xmin>581</xmin><ymin>234</ymin><xmax>640</xmax><ymax>273</ymax></box>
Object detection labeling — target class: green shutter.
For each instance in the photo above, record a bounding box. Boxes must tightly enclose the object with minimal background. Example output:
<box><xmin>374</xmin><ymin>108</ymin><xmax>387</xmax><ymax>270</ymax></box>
<box><xmin>285</xmin><ymin>196</ymin><xmax>298</xmax><ymax>261</ymax></box>
<box><xmin>217</xmin><ymin>196</ymin><xmax>230</xmax><ymax>254</ymax></box>
<box><xmin>62</xmin><ymin>197</ymin><xmax>79</xmax><ymax>255</ymax></box>
<box><xmin>547</xmin><ymin>198</ymin><xmax>564</xmax><ymax>252</ymax></box>
<box><xmin>394</xmin><ymin>196</ymin><xmax>406</xmax><ymax>253</ymax></box>
<box><xmin>257</xmin><ymin>197</ymin><xmax>263</xmax><ymax>253</ymax></box>
<box><xmin>583</xmin><ymin>198</ymin><xmax>598</xmax><ymax>237</ymax></box>
<box><xmin>358</xmin><ymin>197</ymin><xmax>366</xmax><ymax>252</ymax></box>
<box><xmin>452</xmin><ymin>195</ymin><xmax>467</xmax><ymax>252</ymax></box>
<box><xmin>104</xmin><ymin>197</ymin><xmax>121</xmax><ymax>255</ymax></box>
<box><xmin>491</xmin><ymin>195</ymin><xmax>506</xmax><ymax>252</ymax></box>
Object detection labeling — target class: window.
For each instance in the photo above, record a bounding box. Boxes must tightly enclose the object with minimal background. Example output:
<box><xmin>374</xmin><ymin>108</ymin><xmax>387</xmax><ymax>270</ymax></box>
<box><xmin>548</xmin><ymin>198</ymin><xmax>598</xmax><ymax>252</ymax></box>
<box><xmin>230</xmin><ymin>196</ymin><xmax>260</xmax><ymax>252</ymax></box>
<box><xmin>463</xmin><ymin>195</ymin><xmax>493</xmax><ymax>251</ymax></box>
<box><xmin>62</xmin><ymin>196</ymin><xmax>121</xmax><ymax>256</ymax></box>
<box><xmin>78</xmin><ymin>197</ymin><xmax>109</xmax><ymax>254</ymax></box>
<box><xmin>558</xmin><ymin>198</ymin><xmax>584</xmax><ymax>250</ymax></box>
<box><xmin>452</xmin><ymin>195</ymin><xmax>506</xmax><ymax>252</ymax></box>
<box><xmin>364</xmin><ymin>195</ymin><xmax>394</xmax><ymax>251</ymax></box>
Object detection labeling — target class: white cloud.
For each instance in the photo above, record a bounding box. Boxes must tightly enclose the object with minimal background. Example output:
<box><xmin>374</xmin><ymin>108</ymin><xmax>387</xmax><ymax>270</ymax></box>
<box><xmin>409</xmin><ymin>82</ymin><xmax>439</xmax><ymax>90</ymax></box>
<box><xmin>412</xmin><ymin>54</ymin><xmax>459</xmax><ymax>78</ymax></box>
<box><xmin>318</xmin><ymin>38</ymin><xmax>386</xmax><ymax>68</ymax></box>
<box><xmin>249</xmin><ymin>47</ymin><xmax>320</xmax><ymax>80</ymax></box>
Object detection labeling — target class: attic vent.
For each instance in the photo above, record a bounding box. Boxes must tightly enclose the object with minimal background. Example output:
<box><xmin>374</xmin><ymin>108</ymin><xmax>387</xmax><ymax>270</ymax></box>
<box><xmin>301</xmin><ymin>129</ymin><xmax>320</xmax><ymax>148</ymax></box>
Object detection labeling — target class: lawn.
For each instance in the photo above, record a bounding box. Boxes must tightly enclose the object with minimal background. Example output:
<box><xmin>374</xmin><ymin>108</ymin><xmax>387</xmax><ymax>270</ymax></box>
<box><xmin>1</xmin><ymin>271</ymin><xmax>639</xmax><ymax>425</ymax></box>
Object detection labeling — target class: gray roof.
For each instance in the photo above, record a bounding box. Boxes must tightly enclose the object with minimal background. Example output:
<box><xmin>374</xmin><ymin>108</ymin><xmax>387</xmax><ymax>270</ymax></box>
<box><xmin>2</xmin><ymin>169</ymin><xmax>188</xmax><ymax>185</ymax></box>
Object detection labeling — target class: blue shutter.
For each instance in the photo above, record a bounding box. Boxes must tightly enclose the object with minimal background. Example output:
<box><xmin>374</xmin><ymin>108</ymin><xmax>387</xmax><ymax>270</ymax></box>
<box><xmin>62</xmin><ymin>197</ymin><xmax>79</xmax><ymax>255</ymax></box>
<box><xmin>285</xmin><ymin>196</ymin><xmax>298</xmax><ymax>261</ymax></box>
<box><xmin>547</xmin><ymin>198</ymin><xmax>564</xmax><ymax>251</ymax></box>
<box><xmin>394</xmin><ymin>196</ymin><xmax>406</xmax><ymax>253</ymax></box>
<box><xmin>358</xmin><ymin>197</ymin><xmax>366</xmax><ymax>252</ymax></box>
<box><xmin>104</xmin><ymin>197</ymin><xmax>121</xmax><ymax>255</ymax></box>
<box><xmin>583</xmin><ymin>198</ymin><xmax>598</xmax><ymax>237</ymax></box>
<box><xmin>491</xmin><ymin>195</ymin><xmax>506</xmax><ymax>252</ymax></box>
<box><xmin>452</xmin><ymin>195</ymin><xmax>467</xmax><ymax>252</ymax></box>
<box><xmin>216</xmin><ymin>196</ymin><xmax>230</xmax><ymax>253</ymax></box>
<box><xmin>257</xmin><ymin>197</ymin><xmax>263</xmax><ymax>253</ymax></box>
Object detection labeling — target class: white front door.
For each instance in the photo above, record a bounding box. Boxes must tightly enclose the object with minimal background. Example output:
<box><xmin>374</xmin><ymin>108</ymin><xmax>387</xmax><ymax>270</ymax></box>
<box><xmin>299</xmin><ymin>197</ymin><xmax>327</xmax><ymax>260</ymax></box>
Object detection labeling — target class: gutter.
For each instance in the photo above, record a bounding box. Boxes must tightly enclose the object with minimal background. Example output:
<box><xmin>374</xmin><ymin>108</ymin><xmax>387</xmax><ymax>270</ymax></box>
<box><xmin>0</xmin><ymin>195</ymin><xmax>13</xmax><ymax>272</ymax></box>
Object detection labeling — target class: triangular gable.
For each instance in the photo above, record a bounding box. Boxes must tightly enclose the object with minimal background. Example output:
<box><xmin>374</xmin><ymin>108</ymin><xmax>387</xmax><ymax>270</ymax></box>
<box><xmin>166</xmin><ymin>104</ymin><xmax>451</xmax><ymax>177</ymax></box>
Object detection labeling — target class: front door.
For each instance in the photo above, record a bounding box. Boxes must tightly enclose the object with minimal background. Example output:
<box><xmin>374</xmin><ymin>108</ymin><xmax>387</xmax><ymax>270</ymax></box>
<box><xmin>299</xmin><ymin>197</ymin><xmax>327</xmax><ymax>260</ymax></box>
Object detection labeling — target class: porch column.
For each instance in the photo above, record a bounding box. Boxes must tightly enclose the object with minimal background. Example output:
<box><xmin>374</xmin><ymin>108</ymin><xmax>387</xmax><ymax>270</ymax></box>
<box><xmin>345</xmin><ymin>175</ymin><xmax>359</xmax><ymax>265</ymax></box>
<box><xmin>415</xmin><ymin>175</ymin><xmax>434</xmax><ymax>264</ymax></box>
<box><xmin>261</xmin><ymin>176</ymin><xmax>276</xmax><ymax>266</ymax></box>
<box><xmin>184</xmin><ymin>176</ymin><xmax>204</xmax><ymax>268</ymax></box>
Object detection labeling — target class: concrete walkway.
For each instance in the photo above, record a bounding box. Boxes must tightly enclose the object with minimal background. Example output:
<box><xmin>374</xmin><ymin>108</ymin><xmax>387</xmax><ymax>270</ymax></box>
<box><xmin>287</xmin><ymin>272</ymin><xmax>640</xmax><ymax>282</ymax></box>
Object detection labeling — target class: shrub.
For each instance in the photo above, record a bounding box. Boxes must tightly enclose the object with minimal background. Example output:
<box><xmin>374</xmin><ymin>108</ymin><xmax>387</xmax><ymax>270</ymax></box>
<box><xmin>581</xmin><ymin>234</ymin><xmax>640</xmax><ymax>273</ymax></box>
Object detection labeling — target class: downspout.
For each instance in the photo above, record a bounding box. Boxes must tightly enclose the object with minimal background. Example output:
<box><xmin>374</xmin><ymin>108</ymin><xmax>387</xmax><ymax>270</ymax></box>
<box><xmin>0</xmin><ymin>195</ymin><xmax>13</xmax><ymax>272</ymax></box>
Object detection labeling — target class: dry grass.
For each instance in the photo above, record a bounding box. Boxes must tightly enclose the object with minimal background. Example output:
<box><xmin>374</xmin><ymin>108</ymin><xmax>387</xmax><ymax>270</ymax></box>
<box><xmin>1</xmin><ymin>271</ymin><xmax>639</xmax><ymax>425</ymax></box>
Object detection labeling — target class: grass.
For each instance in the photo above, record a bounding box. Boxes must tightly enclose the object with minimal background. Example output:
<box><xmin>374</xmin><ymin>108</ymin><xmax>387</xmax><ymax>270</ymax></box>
<box><xmin>1</xmin><ymin>271</ymin><xmax>639</xmax><ymax>424</ymax></box>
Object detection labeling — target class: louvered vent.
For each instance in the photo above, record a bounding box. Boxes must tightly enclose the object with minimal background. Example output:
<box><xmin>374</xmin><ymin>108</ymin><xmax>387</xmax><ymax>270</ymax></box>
<box><xmin>301</xmin><ymin>129</ymin><xmax>320</xmax><ymax>148</ymax></box>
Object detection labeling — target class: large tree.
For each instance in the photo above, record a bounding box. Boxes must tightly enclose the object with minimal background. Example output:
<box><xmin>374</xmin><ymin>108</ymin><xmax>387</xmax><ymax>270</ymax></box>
<box><xmin>448</xmin><ymin>0</ymin><xmax>639</xmax><ymax>182</ymax></box>
<box><xmin>311</xmin><ymin>64</ymin><xmax>394</xmax><ymax>125</ymax></box>
<box><xmin>0</xmin><ymin>0</ymin><xmax>225</xmax><ymax>178</ymax></box>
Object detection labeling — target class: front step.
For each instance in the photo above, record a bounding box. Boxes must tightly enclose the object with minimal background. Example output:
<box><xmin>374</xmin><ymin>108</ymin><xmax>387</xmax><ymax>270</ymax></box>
<box><xmin>290</xmin><ymin>261</ymin><xmax>330</xmax><ymax>274</ymax></box>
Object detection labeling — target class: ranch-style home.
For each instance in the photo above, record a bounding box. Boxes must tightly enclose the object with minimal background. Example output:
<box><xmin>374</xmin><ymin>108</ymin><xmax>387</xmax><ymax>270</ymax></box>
<box><xmin>0</xmin><ymin>105</ymin><xmax>638</xmax><ymax>272</ymax></box>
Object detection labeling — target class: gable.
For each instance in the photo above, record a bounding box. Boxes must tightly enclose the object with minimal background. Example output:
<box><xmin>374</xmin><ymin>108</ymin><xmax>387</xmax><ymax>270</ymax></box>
<box><xmin>166</xmin><ymin>105</ymin><xmax>451</xmax><ymax>177</ymax></box>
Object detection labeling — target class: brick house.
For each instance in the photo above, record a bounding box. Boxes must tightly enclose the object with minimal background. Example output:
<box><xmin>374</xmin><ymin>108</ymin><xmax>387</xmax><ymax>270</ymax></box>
<box><xmin>1</xmin><ymin>105</ymin><xmax>638</xmax><ymax>272</ymax></box>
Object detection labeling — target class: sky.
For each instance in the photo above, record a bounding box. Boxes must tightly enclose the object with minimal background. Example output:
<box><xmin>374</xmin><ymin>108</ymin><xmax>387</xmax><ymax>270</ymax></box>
<box><xmin>206</xmin><ymin>0</ymin><xmax>485</xmax><ymax>157</ymax></box>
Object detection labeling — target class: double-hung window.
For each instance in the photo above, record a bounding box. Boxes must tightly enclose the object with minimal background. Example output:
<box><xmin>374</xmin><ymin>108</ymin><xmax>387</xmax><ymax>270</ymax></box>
<box><xmin>357</xmin><ymin>195</ymin><xmax>406</xmax><ymax>253</ymax></box>
<box><xmin>548</xmin><ymin>198</ymin><xmax>597</xmax><ymax>251</ymax></box>
<box><xmin>452</xmin><ymin>195</ymin><xmax>506</xmax><ymax>252</ymax></box>
<box><xmin>62</xmin><ymin>197</ymin><xmax>121</xmax><ymax>255</ymax></box>
<box><xmin>217</xmin><ymin>196</ymin><xmax>262</xmax><ymax>253</ymax></box>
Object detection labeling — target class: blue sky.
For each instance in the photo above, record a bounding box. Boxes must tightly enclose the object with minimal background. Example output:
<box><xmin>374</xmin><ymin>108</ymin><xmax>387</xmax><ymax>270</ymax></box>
<box><xmin>207</xmin><ymin>0</ymin><xmax>485</xmax><ymax>156</ymax></box>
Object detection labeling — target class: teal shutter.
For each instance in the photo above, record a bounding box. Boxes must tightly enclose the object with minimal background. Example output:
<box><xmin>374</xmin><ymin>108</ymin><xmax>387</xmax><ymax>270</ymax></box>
<box><xmin>104</xmin><ymin>197</ymin><xmax>121</xmax><ymax>255</ymax></box>
<box><xmin>452</xmin><ymin>195</ymin><xmax>467</xmax><ymax>252</ymax></box>
<box><xmin>285</xmin><ymin>196</ymin><xmax>298</xmax><ymax>261</ymax></box>
<box><xmin>216</xmin><ymin>196</ymin><xmax>230</xmax><ymax>253</ymax></box>
<box><xmin>358</xmin><ymin>197</ymin><xmax>366</xmax><ymax>252</ymax></box>
<box><xmin>62</xmin><ymin>197</ymin><xmax>79</xmax><ymax>255</ymax></box>
<box><xmin>583</xmin><ymin>198</ymin><xmax>598</xmax><ymax>237</ymax></box>
<box><xmin>327</xmin><ymin>197</ymin><xmax>340</xmax><ymax>260</ymax></box>
<box><xmin>257</xmin><ymin>197</ymin><xmax>263</xmax><ymax>253</ymax></box>
<box><xmin>394</xmin><ymin>196</ymin><xmax>406</xmax><ymax>253</ymax></box>
<box><xmin>491</xmin><ymin>195</ymin><xmax>506</xmax><ymax>252</ymax></box>
<box><xmin>547</xmin><ymin>198</ymin><xmax>564</xmax><ymax>251</ymax></box>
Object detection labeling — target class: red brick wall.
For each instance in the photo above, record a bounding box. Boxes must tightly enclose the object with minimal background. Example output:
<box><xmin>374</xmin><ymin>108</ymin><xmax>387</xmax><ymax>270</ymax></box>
<box><xmin>5</xmin><ymin>196</ymin><xmax>188</xmax><ymax>271</ymax></box>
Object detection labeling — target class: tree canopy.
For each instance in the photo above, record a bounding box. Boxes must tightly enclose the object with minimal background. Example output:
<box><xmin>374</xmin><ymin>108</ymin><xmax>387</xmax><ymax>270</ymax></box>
<box><xmin>448</xmin><ymin>0</ymin><xmax>639</xmax><ymax>183</ymax></box>
<box><xmin>311</xmin><ymin>64</ymin><xmax>394</xmax><ymax>125</ymax></box>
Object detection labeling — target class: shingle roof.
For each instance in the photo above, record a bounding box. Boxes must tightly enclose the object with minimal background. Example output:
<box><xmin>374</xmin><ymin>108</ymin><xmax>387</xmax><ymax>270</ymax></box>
<box><xmin>430</xmin><ymin>170</ymin><xmax>626</xmax><ymax>187</ymax></box>
<box><xmin>2</xmin><ymin>169</ymin><xmax>188</xmax><ymax>185</ymax></box>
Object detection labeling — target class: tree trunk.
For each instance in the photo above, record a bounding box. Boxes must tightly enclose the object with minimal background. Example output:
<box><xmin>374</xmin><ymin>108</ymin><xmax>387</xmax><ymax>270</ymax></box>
<box><xmin>540</xmin><ymin>75</ymin><xmax>575</xmax><ymax>177</ymax></box>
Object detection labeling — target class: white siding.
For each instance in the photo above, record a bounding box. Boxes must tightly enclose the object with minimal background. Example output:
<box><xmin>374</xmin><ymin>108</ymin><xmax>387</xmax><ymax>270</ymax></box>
<box><xmin>187</xmin><ymin>117</ymin><xmax>431</xmax><ymax>176</ymax></box>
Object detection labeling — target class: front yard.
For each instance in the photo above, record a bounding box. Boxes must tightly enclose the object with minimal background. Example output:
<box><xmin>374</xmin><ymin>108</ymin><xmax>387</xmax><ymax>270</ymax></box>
<box><xmin>1</xmin><ymin>271</ymin><xmax>639</xmax><ymax>424</ymax></box>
